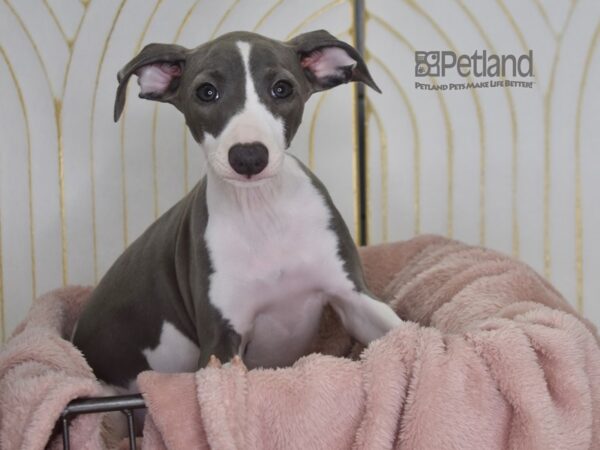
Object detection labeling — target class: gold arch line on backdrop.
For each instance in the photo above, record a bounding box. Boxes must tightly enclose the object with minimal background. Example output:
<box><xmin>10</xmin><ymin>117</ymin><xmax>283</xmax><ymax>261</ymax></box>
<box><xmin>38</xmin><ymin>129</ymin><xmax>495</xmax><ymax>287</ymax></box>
<box><xmin>0</xmin><ymin>0</ymin><xmax>597</xmax><ymax>342</ymax></box>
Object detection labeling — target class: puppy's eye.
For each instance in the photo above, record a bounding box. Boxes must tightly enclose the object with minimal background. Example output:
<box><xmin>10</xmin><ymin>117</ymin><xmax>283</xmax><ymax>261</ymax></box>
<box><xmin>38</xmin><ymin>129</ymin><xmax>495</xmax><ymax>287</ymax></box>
<box><xmin>271</xmin><ymin>80</ymin><xmax>293</xmax><ymax>99</ymax></box>
<box><xmin>196</xmin><ymin>83</ymin><xmax>219</xmax><ymax>102</ymax></box>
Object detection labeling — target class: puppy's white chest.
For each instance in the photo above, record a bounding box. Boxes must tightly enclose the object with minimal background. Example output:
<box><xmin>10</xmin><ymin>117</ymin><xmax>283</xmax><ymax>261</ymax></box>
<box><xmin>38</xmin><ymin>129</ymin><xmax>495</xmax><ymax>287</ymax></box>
<box><xmin>205</xmin><ymin>160</ymin><xmax>351</xmax><ymax>367</ymax></box>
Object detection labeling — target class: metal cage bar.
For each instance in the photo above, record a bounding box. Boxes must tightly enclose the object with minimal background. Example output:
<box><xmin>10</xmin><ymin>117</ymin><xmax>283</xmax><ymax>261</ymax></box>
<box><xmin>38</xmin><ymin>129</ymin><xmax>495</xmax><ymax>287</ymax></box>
<box><xmin>353</xmin><ymin>0</ymin><xmax>369</xmax><ymax>246</ymax></box>
<box><xmin>59</xmin><ymin>394</ymin><xmax>145</xmax><ymax>450</ymax></box>
<box><xmin>55</xmin><ymin>1</ymin><xmax>369</xmax><ymax>448</ymax></box>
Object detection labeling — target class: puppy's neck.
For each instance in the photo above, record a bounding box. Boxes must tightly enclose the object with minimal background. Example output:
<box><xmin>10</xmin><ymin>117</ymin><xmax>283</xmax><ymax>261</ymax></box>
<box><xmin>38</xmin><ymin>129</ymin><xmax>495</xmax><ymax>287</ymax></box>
<box><xmin>205</xmin><ymin>157</ymin><xmax>294</xmax><ymax>221</ymax></box>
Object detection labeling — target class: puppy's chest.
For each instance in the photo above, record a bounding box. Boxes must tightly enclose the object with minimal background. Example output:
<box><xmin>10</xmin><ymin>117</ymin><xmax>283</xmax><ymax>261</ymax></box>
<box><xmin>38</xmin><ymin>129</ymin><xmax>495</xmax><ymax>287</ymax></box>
<box><xmin>205</xmin><ymin>181</ymin><xmax>346</xmax><ymax>342</ymax></box>
<box><xmin>211</xmin><ymin>215</ymin><xmax>334</xmax><ymax>286</ymax></box>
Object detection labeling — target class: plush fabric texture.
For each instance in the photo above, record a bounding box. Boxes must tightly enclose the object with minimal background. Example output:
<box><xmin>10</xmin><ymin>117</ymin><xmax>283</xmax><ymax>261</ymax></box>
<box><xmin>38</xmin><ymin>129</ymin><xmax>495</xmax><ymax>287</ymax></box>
<box><xmin>0</xmin><ymin>286</ymin><xmax>108</xmax><ymax>450</ymax></box>
<box><xmin>1</xmin><ymin>235</ymin><xmax>599</xmax><ymax>449</ymax></box>
<box><xmin>139</xmin><ymin>235</ymin><xmax>600</xmax><ymax>449</ymax></box>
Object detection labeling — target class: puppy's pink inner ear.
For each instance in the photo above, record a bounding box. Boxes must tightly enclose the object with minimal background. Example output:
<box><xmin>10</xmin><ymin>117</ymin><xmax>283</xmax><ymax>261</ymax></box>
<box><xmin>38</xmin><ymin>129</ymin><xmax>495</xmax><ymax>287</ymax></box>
<box><xmin>301</xmin><ymin>47</ymin><xmax>357</xmax><ymax>79</ymax></box>
<box><xmin>136</xmin><ymin>63</ymin><xmax>182</xmax><ymax>96</ymax></box>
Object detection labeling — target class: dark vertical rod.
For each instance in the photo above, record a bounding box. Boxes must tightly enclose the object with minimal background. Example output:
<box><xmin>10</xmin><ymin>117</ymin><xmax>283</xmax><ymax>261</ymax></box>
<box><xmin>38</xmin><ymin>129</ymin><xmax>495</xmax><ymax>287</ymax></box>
<box><xmin>61</xmin><ymin>418</ymin><xmax>70</xmax><ymax>450</ymax></box>
<box><xmin>353</xmin><ymin>0</ymin><xmax>368</xmax><ymax>246</ymax></box>
<box><xmin>123</xmin><ymin>409</ymin><xmax>137</xmax><ymax>450</ymax></box>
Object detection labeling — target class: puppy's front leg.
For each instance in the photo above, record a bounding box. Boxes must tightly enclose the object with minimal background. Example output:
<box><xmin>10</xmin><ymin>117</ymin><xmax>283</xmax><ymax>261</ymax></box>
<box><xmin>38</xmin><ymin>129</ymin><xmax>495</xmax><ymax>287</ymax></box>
<box><xmin>197</xmin><ymin>326</ymin><xmax>242</xmax><ymax>369</ymax></box>
<box><xmin>329</xmin><ymin>291</ymin><xmax>402</xmax><ymax>345</ymax></box>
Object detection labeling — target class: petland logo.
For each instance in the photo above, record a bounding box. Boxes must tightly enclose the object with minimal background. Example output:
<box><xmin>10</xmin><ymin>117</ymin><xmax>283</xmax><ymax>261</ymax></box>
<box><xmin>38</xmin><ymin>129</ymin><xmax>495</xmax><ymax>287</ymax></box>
<box><xmin>414</xmin><ymin>50</ymin><xmax>535</xmax><ymax>91</ymax></box>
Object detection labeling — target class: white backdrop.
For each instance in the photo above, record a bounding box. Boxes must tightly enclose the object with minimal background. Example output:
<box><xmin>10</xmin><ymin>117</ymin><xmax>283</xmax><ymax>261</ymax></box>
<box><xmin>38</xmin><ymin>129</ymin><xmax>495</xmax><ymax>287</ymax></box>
<box><xmin>1</xmin><ymin>0</ymin><xmax>599</xmax><ymax>339</ymax></box>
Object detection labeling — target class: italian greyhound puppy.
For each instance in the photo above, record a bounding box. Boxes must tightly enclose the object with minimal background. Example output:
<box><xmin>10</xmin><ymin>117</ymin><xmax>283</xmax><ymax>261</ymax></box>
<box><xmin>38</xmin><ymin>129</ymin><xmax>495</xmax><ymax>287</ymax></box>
<box><xmin>73</xmin><ymin>30</ymin><xmax>402</xmax><ymax>392</ymax></box>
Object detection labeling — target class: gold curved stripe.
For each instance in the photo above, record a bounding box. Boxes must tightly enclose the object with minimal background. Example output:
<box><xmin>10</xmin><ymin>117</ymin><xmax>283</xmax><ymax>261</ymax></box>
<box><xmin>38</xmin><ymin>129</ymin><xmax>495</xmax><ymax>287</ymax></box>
<box><xmin>574</xmin><ymin>21</ymin><xmax>600</xmax><ymax>312</ymax></box>
<box><xmin>57</xmin><ymin>5</ymin><xmax>88</xmax><ymax>285</ymax></box>
<box><xmin>0</xmin><ymin>47</ymin><xmax>37</xmax><ymax>303</ymax></box>
<box><xmin>252</xmin><ymin>0</ymin><xmax>285</xmax><ymax>32</ymax></box>
<box><xmin>43</xmin><ymin>0</ymin><xmax>71</xmax><ymax>45</ymax></box>
<box><xmin>211</xmin><ymin>0</ymin><xmax>240</xmax><ymax>39</ymax></box>
<box><xmin>308</xmin><ymin>91</ymin><xmax>331</xmax><ymax>170</ymax></box>
<box><xmin>369</xmin><ymin>13</ymin><xmax>460</xmax><ymax>236</ymax></box>
<box><xmin>175</xmin><ymin>0</ymin><xmax>203</xmax><ymax>194</ymax></box>
<box><xmin>146</xmin><ymin>0</ymin><xmax>206</xmax><ymax>219</ymax></box>
<box><xmin>175</xmin><ymin>0</ymin><xmax>204</xmax><ymax>46</ymax></box>
<box><xmin>553</xmin><ymin>1</ymin><xmax>577</xmax><ymax>278</ymax></box>
<box><xmin>350</xmin><ymin>82</ymin><xmax>359</xmax><ymax>239</ymax></box>
<box><xmin>540</xmin><ymin>1</ymin><xmax>578</xmax><ymax>279</ymax></box>
<box><xmin>519</xmin><ymin>0</ymin><xmax>575</xmax><ymax>284</ymax></box>
<box><xmin>118</xmin><ymin>0</ymin><xmax>163</xmax><ymax>246</ymax></box>
<box><xmin>495</xmin><ymin>0</ymin><xmax>577</xmax><ymax>276</ymax></box>
<box><xmin>54</xmin><ymin>98</ymin><xmax>69</xmax><ymax>285</ymax></box>
<box><xmin>364</xmin><ymin>100</ymin><xmax>372</xmax><ymax>243</ymax></box>
<box><xmin>147</xmin><ymin>0</ymin><xmax>239</xmax><ymax>209</ymax></box>
<box><xmin>152</xmin><ymin>106</ymin><xmax>160</xmax><ymax>218</ymax></box>
<box><xmin>174</xmin><ymin>0</ymin><xmax>240</xmax><ymax>211</ymax></box>
<box><xmin>349</xmin><ymin>23</ymin><xmax>360</xmax><ymax>240</ymax></box>
<box><xmin>366</xmin><ymin>50</ymin><xmax>420</xmax><ymax>236</ymax></box>
<box><xmin>495</xmin><ymin>0</ymin><xmax>541</xmax><ymax>248</ymax></box>
<box><xmin>455</xmin><ymin>0</ymin><xmax>520</xmax><ymax>254</ymax></box>
<box><xmin>89</xmin><ymin>0</ymin><xmax>127</xmax><ymax>281</ymax></box>
<box><xmin>511</xmin><ymin>104</ymin><xmax>519</xmax><ymax>257</ymax></box>
<box><xmin>365</xmin><ymin>97</ymin><xmax>389</xmax><ymax>242</ymax></box>
<box><xmin>152</xmin><ymin>0</ymin><xmax>240</xmax><ymax>219</ymax></box>
<box><xmin>305</xmin><ymin>27</ymin><xmax>356</xmax><ymax>236</ymax></box>
<box><xmin>176</xmin><ymin>0</ymin><xmax>348</xmax><ymax>212</ymax></box>
<box><xmin>285</xmin><ymin>0</ymin><xmax>346</xmax><ymax>40</ymax></box>
<box><xmin>4</xmin><ymin>1</ymin><xmax>57</xmax><ymax>96</ymax></box>
<box><xmin>4</xmin><ymin>0</ymin><xmax>87</xmax><ymax>285</ymax></box>
<box><xmin>350</xmin><ymin>24</ymin><xmax>361</xmax><ymax>240</ymax></box>
<box><xmin>401</xmin><ymin>1</ymin><xmax>459</xmax><ymax>238</ymax></box>
<box><xmin>542</xmin><ymin>93</ymin><xmax>554</xmax><ymax>277</ymax></box>
<box><xmin>132</xmin><ymin>0</ymin><xmax>167</xmax><ymax>221</ymax></box>
<box><xmin>151</xmin><ymin>0</ymin><xmax>238</xmax><ymax>218</ymax></box>
<box><xmin>496</xmin><ymin>0</ymin><xmax>541</xmax><ymax>77</ymax></box>
<box><xmin>367</xmin><ymin>16</ymin><xmax>423</xmax><ymax>232</ymax></box>
<box><xmin>4</xmin><ymin>1</ymin><xmax>62</xmax><ymax>292</ymax></box>
<box><xmin>406</xmin><ymin>0</ymin><xmax>490</xmax><ymax>241</ymax></box>
<box><xmin>61</xmin><ymin>1</ymin><xmax>88</xmax><ymax>96</ymax></box>
<box><xmin>530</xmin><ymin>0</ymin><xmax>559</xmax><ymax>39</ymax></box>
<box><xmin>559</xmin><ymin>1</ymin><xmax>578</xmax><ymax>37</ymax></box>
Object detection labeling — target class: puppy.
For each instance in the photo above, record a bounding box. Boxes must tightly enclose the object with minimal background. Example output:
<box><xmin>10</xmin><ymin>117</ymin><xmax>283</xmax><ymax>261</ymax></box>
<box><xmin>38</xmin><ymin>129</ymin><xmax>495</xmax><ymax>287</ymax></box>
<box><xmin>73</xmin><ymin>30</ymin><xmax>402</xmax><ymax>394</ymax></box>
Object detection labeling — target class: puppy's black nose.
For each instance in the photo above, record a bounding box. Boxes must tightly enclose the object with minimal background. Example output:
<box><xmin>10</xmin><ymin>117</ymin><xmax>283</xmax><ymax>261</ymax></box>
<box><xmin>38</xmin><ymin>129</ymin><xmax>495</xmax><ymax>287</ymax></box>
<box><xmin>228</xmin><ymin>143</ymin><xmax>269</xmax><ymax>177</ymax></box>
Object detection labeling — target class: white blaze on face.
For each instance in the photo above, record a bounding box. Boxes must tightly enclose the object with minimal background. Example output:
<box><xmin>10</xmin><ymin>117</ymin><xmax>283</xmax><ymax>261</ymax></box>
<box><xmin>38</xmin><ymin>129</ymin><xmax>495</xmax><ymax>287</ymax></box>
<box><xmin>203</xmin><ymin>41</ymin><xmax>286</xmax><ymax>183</ymax></box>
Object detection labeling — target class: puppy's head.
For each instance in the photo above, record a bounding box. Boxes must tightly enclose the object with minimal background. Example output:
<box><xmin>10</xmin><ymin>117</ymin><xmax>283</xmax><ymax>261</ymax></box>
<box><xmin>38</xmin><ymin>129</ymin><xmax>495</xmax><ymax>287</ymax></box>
<box><xmin>114</xmin><ymin>30</ymin><xmax>380</xmax><ymax>185</ymax></box>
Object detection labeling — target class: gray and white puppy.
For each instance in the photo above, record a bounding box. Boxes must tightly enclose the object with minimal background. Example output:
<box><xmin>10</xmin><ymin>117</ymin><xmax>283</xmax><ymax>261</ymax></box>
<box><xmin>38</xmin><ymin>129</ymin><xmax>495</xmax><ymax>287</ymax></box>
<box><xmin>73</xmin><ymin>30</ymin><xmax>402</xmax><ymax>392</ymax></box>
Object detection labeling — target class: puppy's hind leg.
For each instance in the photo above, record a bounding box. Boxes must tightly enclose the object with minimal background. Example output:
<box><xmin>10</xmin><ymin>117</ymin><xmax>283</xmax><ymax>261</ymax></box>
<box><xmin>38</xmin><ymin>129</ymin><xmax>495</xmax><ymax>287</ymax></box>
<box><xmin>329</xmin><ymin>291</ymin><xmax>402</xmax><ymax>345</ymax></box>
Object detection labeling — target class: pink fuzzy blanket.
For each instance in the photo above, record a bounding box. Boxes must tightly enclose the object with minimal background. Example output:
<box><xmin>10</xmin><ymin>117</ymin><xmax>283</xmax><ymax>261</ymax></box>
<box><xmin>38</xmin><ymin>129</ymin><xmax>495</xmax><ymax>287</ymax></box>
<box><xmin>1</xmin><ymin>235</ymin><xmax>599</xmax><ymax>449</ymax></box>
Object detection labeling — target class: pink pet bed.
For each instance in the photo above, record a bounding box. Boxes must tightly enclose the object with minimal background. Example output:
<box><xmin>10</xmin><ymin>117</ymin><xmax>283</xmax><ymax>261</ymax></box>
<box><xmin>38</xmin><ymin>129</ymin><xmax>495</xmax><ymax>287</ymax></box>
<box><xmin>1</xmin><ymin>235</ymin><xmax>599</xmax><ymax>449</ymax></box>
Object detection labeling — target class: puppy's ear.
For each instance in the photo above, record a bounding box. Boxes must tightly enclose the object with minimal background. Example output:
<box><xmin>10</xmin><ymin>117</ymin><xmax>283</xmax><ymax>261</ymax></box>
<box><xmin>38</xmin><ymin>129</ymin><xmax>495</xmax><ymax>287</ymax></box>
<box><xmin>288</xmin><ymin>30</ymin><xmax>381</xmax><ymax>95</ymax></box>
<box><xmin>114</xmin><ymin>43</ymin><xmax>188</xmax><ymax>122</ymax></box>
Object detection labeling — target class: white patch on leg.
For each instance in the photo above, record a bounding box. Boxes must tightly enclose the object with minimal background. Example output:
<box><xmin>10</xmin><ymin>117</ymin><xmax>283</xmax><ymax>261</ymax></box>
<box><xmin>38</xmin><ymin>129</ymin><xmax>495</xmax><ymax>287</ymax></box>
<box><xmin>330</xmin><ymin>291</ymin><xmax>402</xmax><ymax>344</ymax></box>
<box><xmin>142</xmin><ymin>321</ymin><xmax>200</xmax><ymax>373</ymax></box>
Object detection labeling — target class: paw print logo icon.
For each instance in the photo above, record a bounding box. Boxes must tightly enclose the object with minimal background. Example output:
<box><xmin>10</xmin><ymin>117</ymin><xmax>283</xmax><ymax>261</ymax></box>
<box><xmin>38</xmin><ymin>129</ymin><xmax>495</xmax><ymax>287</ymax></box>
<box><xmin>415</xmin><ymin>51</ymin><xmax>440</xmax><ymax>77</ymax></box>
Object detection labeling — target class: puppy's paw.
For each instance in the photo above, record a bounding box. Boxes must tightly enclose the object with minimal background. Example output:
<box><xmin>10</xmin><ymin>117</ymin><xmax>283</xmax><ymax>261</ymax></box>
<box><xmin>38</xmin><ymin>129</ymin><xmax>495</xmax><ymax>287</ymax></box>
<box><xmin>230</xmin><ymin>355</ymin><xmax>248</xmax><ymax>372</ymax></box>
<box><xmin>221</xmin><ymin>355</ymin><xmax>248</xmax><ymax>372</ymax></box>
<box><xmin>208</xmin><ymin>354</ymin><xmax>222</xmax><ymax>368</ymax></box>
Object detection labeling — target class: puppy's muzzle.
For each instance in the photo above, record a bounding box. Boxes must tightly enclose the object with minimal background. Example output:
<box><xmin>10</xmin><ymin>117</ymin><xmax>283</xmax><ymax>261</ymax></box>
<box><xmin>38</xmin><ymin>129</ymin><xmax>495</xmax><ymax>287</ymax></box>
<box><xmin>228</xmin><ymin>143</ymin><xmax>269</xmax><ymax>178</ymax></box>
